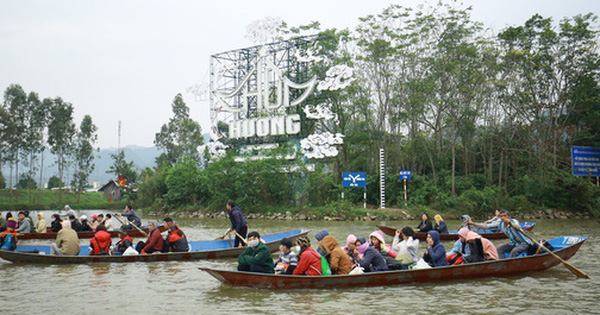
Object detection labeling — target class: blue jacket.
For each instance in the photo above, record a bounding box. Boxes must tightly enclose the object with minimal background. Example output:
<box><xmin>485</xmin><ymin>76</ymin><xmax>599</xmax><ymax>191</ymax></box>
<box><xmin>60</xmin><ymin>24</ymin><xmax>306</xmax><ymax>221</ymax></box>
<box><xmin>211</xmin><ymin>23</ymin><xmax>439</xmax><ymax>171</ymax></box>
<box><xmin>424</xmin><ymin>231</ymin><xmax>449</xmax><ymax>267</ymax></box>
<box><xmin>229</xmin><ymin>206</ymin><xmax>248</xmax><ymax>232</ymax></box>
<box><xmin>435</xmin><ymin>221</ymin><xmax>449</xmax><ymax>234</ymax></box>
<box><xmin>360</xmin><ymin>245</ymin><xmax>388</xmax><ymax>272</ymax></box>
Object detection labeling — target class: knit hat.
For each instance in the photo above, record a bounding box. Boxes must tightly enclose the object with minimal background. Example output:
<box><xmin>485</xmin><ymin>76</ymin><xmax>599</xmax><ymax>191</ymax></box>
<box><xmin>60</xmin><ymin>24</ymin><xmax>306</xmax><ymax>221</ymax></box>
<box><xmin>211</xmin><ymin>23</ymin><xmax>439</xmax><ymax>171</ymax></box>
<box><xmin>64</xmin><ymin>205</ymin><xmax>71</xmax><ymax>210</ymax></box>
<box><xmin>80</xmin><ymin>215</ymin><xmax>87</xmax><ymax>220</ymax></box>
<box><xmin>6</xmin><ymin>220</ymin><xmax>17</xmax><ymax>229</ymax></box>
<box><xmin>369</xmin><ymin>230</ymin><xmax>386</xmax><ymax>245</ymax></box>
<box><xmin>315</xmin><ymin>229</ymin><xmax>329</xmax><ymax>241</ymax></box>
<box><xmin>346</xmin><ymin>234</ymin><xmax>357</xmax><ymax>247</ymax></box>
<box><xmin>296</xmin><ymin>236</ymin><xmax>311</xmax><ymax>250</ymax></box>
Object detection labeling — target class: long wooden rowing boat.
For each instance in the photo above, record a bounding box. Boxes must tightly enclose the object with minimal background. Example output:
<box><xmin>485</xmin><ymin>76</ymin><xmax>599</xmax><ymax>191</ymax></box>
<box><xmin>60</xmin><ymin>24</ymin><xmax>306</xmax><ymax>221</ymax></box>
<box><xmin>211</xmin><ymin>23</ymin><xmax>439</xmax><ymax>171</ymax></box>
<box><xmin>0</xmin><ymin>229</ymin><xmax>308</xmax><ymax>264</ymax></box>
<box><xmin>17</xmin><ymin>225</ymin><xmax>168</xmax><ymax>240</ymax></box>
<box><xmin>378</xmin><ymin>222</ymin><xmax>536</xmax><ymax>241</ymax></box>
<box><xmin>200</xmin><ymin>235</ymin><xmax>586</xmax><ymax>289</ymax></box>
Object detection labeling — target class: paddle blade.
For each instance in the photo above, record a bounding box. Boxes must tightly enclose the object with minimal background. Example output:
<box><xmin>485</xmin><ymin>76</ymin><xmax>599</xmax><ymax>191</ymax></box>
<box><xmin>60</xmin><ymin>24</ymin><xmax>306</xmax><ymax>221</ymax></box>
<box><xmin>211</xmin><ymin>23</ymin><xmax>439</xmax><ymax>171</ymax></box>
<box><xmin>562</xmin><ymin>262</ymin><xmax>593</xmax><ymax>279</ymax></box>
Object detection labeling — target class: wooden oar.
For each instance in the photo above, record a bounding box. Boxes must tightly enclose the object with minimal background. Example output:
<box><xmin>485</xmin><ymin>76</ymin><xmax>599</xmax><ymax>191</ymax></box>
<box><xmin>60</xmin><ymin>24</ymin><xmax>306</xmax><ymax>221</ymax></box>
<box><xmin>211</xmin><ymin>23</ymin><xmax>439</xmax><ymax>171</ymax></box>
<box><xmin>509</xmin><ymin>221</ymin><xmax>592</xmax><ymax>279</ymax></box>
<box><xmin>233</xmin><ymin>230</ymin><xmax>248</xmax><ymax>246</ymax></box>
<box><xmin>113</xmin><ymin>214</ymin><xmax>149</xmax><ymax>237</ymax></box>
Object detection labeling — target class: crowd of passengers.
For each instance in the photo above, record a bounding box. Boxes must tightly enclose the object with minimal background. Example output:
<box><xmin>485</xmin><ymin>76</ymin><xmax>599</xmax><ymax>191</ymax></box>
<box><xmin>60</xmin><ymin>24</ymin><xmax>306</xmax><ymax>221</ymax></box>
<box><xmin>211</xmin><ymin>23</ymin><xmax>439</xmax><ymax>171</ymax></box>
<box><xmin>237</xmin><ymin>209</ymin><xmax>538</xmax><ymax>275</ymax></box>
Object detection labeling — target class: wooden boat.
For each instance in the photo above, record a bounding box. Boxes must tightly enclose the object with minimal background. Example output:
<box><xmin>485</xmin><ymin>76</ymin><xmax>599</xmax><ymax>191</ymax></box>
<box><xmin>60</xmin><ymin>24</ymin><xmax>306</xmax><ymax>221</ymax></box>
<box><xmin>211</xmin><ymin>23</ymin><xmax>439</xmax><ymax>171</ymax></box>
<box><xmin>378</xmin><ymin>222</ymin><xmax>536</xmax><ymax>241</ymax></box>
<box><xmin>0</xmin><ymin>229</ymin><xmax>308</xmax><ymax>264</ymax></box>
<box><xmin>200</xmin><ymin>235</ymin><xmax>586</xmax><ymax>289</ymax></box>
<box><xmin>17</xmin><ymin>225</ymin><xmax>168</xmax><ymax>240</ymax></box>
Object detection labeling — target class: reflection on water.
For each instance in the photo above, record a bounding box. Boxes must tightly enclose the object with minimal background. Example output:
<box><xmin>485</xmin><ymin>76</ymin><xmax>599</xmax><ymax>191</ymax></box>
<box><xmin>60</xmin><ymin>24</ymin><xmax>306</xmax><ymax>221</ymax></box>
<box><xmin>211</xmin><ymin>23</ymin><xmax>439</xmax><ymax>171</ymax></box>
<box><xmin>1</xmin><ymin>217</ymin><xmax>599</xmax><ymax>314</ymax></box>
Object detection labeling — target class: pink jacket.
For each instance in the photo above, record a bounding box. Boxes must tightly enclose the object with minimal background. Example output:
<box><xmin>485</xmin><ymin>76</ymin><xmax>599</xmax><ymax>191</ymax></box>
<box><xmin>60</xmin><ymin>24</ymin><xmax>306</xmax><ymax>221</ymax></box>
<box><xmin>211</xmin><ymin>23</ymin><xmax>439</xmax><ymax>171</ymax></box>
<box><xmin>466</xmin><ymin>231</ymin><xmax>498</xmax><ymax>260</ymax></box>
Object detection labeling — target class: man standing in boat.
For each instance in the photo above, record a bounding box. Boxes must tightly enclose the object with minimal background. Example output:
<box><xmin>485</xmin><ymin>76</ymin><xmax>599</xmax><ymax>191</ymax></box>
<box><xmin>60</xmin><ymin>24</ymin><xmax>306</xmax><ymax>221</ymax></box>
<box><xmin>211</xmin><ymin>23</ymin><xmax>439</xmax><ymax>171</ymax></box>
<box><xmin>496</xmin><ymin>209</ymin><xmax>534</xmax><ymax>259</ymax></box>
<box><xmin>224</xmin><ymin>200</ymin><xmax>248</xmax><ymax>247</ymax></box>
<box><xmin>118</xmin><ymin>205</ymin><xmax>142</xmax><ymax>229</ymax></box>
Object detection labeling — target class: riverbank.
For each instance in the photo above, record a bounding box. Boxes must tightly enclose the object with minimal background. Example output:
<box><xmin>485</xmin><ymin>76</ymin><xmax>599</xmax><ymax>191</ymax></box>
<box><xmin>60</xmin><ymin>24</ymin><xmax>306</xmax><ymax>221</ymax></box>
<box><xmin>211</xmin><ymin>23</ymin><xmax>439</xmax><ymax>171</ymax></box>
<box><xmin>146</xmin><ymin>205</ymin><xmax>593</xmax><ymax>222</ymax></box>
<box><xmin>0</xmin><ymin>189</ymin><xmax>126</xmax><ymax>211</ymax></box>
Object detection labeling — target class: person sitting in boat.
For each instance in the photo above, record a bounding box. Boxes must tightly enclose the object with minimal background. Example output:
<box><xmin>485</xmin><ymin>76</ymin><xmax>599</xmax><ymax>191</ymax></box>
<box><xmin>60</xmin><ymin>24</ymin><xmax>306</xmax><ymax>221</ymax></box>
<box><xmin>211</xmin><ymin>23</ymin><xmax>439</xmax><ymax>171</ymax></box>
<box><xmin>79</xmin><ymin>215</ymin><xmax>91</xmax><ymax>232</ymax></box>
<box><xmin>35</xmin><ymin>212</ymin><xmax>47</xmax><ymax>233</ymax></box>
<box><xmin>496</xmin><ymin>209</ymin><xmax>534</xmax><ymax>259</ymax></box>
<box><xmin>446</xmin><ymin>227</ymin><xmax>470</xmax><ymax>265</ymax></box>
<box><xmin>163</xmin><ymin>217</ymin><xmax>189</xmax><ymax>252</ymax></box>
<box><xmin>60</xmin><ymin>205</ymin><xmax>77</xmax><ymax>219</ymax></box>
<box><xmin>103</xmin><ymin>214</ymin><xmax>113</xmax><ymax>230</ymax></box>
<box><xmin>314</xmin><ymin>229</ymin><xmax>329</xmax><ymax>257</ymax></box>
<box><xmin>434</xmin><ymin>214</ymin><xmax>449</xmax><ymax>234</ymax></box>
<box><xmin>463</xmin><ymin>231</ymin><xmax>498</xmax><ymax>263</ymax></box>
<box><xmin>15</xmin><ymin>211</ymin><xmax>31</xmax><ymax>234</ymax></box>
<box><xmin>343</xmin><ymin>234</ymin><xmax>359</xmax><ymax>265</ymax></box>
<box><xmin>293</xmin><ymin>236</ymin><xmax>322</xmax><ymax>276</ymax></box>
<box><xmin>50</xmin><ymin>220</ymin><xmax>80</xmax><ymax>256</ymax></box>
<box><xmin>423</xmin><ymin>231</ymin><xmax>449</xmax><ymax>267</ymax></box>
<box><xmin>467</xmin><ymin>210</ymin><xmax>502</xmax><ymax>232</ymax></box>
<box><xmin>89</xmin><ymin>225</ymin><xmax>112</xmax><ymax>256</ymax></box>
<box><xmin>415</xmin><ymin>213</ymin><xmax>433</xmax><ymax>233</ymax></box>
<box><xmin>0</xmin><ymin>220</ymin><xmax>19</xmax><ymax>251</ymax></box>
<box><xmin>274</xmin><ymin>238</ymin><xmax>298</xmax><ymax>274</ymax></box>
<box><xmin>114</xmin><ymin>227</ymin><xmax>134</xmax><ymax>254</ymax></box>
<box><xmin>370</xmin><ymin>230</ymin><xmax>402</xmax><ymax>270</ymax></box>
<box><xmin>50</xmin><ymin>214</ymin><xmax>62</xmax><ymax>232</ymax></box>
<box><xmin>136</xmin><ymin>220</ymin><xmax>164</xmax><ymax>254</ymax></box>
<box><xmin>237</xmin><ymin>231</ymin><xmax>274</xmax><ymax>274</ymax></box>
<box><xmin>69</xmin><ymin>215</ymin><xmax>83</xmax><ymax>232</ymax></box>
<box><xmin>87</xmin><ymin>215</ymin><xmax>100</xmax><ymax>232</ymax></box>
<box><xmin>392</xmin><ymin>227</ymin><xmax>420</xmax><ymax>269</ymax></box>
<box><xmin>24</xmin><ymin>210</ymin><xmax>35</xmax><ymax>231</ymax></box>
<box><xmin>355</xmin><ymin>237</ymin><xmax>388</xmax><ymax>272</ymax></box>
<box><xmin>318</xmin><ymin>235</ymin><xmax>352</xmax><ymax>275</ymax></box>
<box><xmin>225</xmin><ymin>200</ymin><xmax>248</xmax><ymax>248</ymax></box>
<box><xmin>120</xmin><ymin>205</ymin><xmax>142</xmax><ymax>229</ymax></box>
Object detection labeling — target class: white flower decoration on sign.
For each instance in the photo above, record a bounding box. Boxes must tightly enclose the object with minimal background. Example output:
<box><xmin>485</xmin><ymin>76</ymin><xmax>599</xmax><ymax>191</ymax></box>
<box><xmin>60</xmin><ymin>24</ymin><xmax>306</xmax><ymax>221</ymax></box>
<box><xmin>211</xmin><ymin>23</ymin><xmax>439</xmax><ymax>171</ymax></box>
<box><xmin>303</xmin><ymin>103</ymin><xmax>338</xmax><ymax>124</ymax></box>
<box><xmin>300</xmin><ymin>132</ymin><xmax>344</xmax><ymax>159</ymax></box>
<box><xmin>317</xmin><ymin>65</ymin><xmax>355</xmax><ymax>91</ymax></box>
<box><xmin>200</xmin><ymin>141</ymin><xmax>228</xmax><ymax>161</ymax></box>
<box><xmin>245</xmin><ymin>17</ymin><xmax>284</xmax><ymax>44</ymax></box>
<box><xmin>294</xmin><ymin>45</ymin><xmax>324</xmax><ymax>63</ymax></box>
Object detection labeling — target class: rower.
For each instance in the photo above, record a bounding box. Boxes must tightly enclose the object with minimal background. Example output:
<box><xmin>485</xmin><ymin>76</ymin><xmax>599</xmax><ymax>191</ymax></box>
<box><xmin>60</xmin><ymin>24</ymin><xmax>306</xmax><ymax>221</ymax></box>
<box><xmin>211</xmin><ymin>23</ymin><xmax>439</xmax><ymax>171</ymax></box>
<box><xmin>224</xmin><ymin>200</ymin><xmax>248</xmax><ymax>248</ymax></box>
<box><xmin>136</xmin><ymin>220</ymin><xmax>164</xmax><ymax>254</ymax></box>
<box><xmin>119</xmin><ymin>205</ymin><xmax>142</xmax><ymax>229</ymax></box>
<box><xmin>496</xmin><ymin>209</ymin><xmax>534</xmax><ymax>259</ymax></box>
<box><xmin>163</xmin><ymin>217</ymin><xmax>189</xmax><ymax>252</ymax></box>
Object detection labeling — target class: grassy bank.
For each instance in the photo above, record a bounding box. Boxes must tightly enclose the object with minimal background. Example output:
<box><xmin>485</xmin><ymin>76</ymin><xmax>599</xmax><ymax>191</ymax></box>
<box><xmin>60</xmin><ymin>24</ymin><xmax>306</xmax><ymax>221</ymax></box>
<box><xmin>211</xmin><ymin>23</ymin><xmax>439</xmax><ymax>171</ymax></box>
<box><xmin>0</xmin><ymin>189</ymin><xmax>127</xmax><ymax>211</ymax></box>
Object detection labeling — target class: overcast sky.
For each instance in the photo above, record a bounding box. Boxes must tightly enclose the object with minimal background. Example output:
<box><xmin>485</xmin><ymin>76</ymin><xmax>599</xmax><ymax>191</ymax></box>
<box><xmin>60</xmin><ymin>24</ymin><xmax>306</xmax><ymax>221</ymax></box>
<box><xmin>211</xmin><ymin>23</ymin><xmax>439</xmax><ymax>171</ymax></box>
<box><xmin>1</xmin><ymin>0</ymin><xmax>598</xmax><ymax>149</ymax></box>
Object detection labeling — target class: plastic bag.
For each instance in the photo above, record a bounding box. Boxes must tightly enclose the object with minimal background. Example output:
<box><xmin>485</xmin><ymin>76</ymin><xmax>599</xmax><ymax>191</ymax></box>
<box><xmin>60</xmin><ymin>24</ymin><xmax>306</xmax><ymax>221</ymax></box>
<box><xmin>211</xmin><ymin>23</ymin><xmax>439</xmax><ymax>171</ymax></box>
<box><xmin>123</xmin><ymin>246</ymin><xmax>139</xmax><ymax>256</ymax></box>
<box><xmin>412</xmin><ymin>258</ymin><xmax>432</xmax><ymax>270</ymax></box>
<box><xmin>349</xmin><ymin>266</ymin><xmax>364</xmax><ymax>275</ymax></box>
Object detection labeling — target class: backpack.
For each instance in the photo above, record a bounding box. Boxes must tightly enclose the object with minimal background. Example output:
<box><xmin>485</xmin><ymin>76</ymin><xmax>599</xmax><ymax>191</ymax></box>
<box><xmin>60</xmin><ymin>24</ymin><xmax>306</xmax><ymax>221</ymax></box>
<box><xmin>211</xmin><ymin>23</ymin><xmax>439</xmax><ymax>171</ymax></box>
<box><xmin>93</xmin><ymin>236</ymin><xmax>110</xmax><ymax>256</ymax></box>
<box><xmin>321</xmin><ymin>255</ymin><xmax>332</xmax><ymax>276</ymax></box>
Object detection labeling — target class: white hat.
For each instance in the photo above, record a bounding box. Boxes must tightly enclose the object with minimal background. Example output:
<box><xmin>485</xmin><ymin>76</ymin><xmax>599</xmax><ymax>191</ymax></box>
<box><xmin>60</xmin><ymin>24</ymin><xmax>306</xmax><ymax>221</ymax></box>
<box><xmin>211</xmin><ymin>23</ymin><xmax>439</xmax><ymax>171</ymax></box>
<box><xmin>64</xmin><ymin>205</ymin><xmax>71</xmax><ymax>210</ymax></box>
<box><xmin>80</xmin><ymin>215</ymin><xmax>87</xmax><ymax>220</ymax></box>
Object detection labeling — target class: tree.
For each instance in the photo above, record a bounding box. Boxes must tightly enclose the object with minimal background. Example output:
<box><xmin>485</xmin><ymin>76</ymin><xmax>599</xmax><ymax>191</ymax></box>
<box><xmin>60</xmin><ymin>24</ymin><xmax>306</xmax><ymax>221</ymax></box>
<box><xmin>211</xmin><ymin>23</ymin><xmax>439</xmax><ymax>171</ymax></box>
<box><xmin>47</xmin><ymin>97</ymin><xmax>76</xmax><ymax>202</ymax></box>
<box><xmin>154</xmin><ymin>94</ymin><xmax>203</xmax><ymax>165</ymax></box>
<box><xmin>47</xmin><ymin>175</ymin><xmax>63</xmax><ymax>190</ymax></box>
<box><xmin>71</xmin><ymin>115</ymin><xmax>98</xmax><ymax>202</ymax></box>
<box><xmin>106</xmin><ymin>150</ymin><xmax>138</xmax><ymax>183</ymax></box>
<box><xmin>1</xmin><ymin>84</ymin><xmax>28</xmax><ymax>190</ymax></box>
<box><xmin>0</xmin><ymin>171</ymin><xmax>5</xmax><ymax>189</ymax></box>
<box><xmin>16</xmin><ymin>174</ymin><xmax>37</xmax><ymax>189</ymax></box>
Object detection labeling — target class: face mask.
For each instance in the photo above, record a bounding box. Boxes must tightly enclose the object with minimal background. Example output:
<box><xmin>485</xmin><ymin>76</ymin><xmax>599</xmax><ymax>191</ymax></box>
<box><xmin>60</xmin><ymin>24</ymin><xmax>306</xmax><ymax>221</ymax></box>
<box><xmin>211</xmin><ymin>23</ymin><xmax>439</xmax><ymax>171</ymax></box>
<box><xmin>248</xmin><ymin>240</ymin><xmax>259</xmax><ymax>248</ymax></box>
<box><xmin>291</xmin><ymin>245</ymin><xmax>301</xmax><ymax>254</ymax></box>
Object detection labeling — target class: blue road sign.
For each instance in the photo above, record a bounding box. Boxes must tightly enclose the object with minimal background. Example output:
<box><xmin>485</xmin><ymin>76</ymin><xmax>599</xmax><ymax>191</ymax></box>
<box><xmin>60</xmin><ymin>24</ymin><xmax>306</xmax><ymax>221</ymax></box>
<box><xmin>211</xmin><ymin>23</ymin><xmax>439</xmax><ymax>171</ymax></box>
<box><xmin>399</xmin><ymin>170</ymin><xmax>411</xmax><ymax>180</ymax></box>
<box><xmin>572</xmin><ymin>146</ymin><xmax>600</xmax><ymax>177</ymax></box>
<box><xmin>342</xmin><ymin>172</ymin><xmax>367</xmax><ymax>188</ymax></box>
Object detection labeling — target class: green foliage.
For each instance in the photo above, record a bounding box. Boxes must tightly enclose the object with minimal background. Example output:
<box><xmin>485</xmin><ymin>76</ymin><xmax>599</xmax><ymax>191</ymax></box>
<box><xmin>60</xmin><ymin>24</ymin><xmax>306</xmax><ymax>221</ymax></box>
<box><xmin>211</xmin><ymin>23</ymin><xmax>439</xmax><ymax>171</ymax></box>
<box><xmin>71</xmin><ymin>115</ymin><xmax>98</xmax><ymax>198</ymax></box>
<box><xmin>16</xmin><ymin>175</ymin><xmax>37</xmax><ymax>189</ymax></box>
<box><xmin>0</xmin><ymin>171</ymin><xmax>5</xmax><ymax>189</ymax></box>
<box><xmin>165</xmin><ymin>157</ymin><xmax>201</xmax><ymax>206</ymax></box>
<box><xmin>106</xmin><ymin>150</ymin><xmax>138</xmax><ymax>183</ymax></box>
<box><xmin>47</xmin><ymin>175</ymin><xmax>62</xmax><ymax>190</ymax></box>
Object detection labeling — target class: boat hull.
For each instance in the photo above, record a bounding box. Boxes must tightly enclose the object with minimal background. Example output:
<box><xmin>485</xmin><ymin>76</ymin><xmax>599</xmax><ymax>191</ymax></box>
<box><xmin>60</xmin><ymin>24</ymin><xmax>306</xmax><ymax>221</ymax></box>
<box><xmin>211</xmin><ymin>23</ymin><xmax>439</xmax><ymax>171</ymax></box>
<box><xmin>0</xmin><ymin>229</ymin><xmax>308</xmax><ymax>264</ymax></box>
<box><xmin>378</xmin><ymin>222</ymin><xmax>536</xmax><ymax>241</ymax></box>
<box><xmin>200</xmin><ymin>236</ymin><xmax>585</xmax><ymax>289</ymax></box>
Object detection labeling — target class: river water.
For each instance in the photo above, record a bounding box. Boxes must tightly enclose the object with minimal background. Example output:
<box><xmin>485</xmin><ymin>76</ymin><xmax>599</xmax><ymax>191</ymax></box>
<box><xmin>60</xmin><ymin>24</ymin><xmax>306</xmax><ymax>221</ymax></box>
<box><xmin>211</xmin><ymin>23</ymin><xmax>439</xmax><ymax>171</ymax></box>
<box><xmin>1</xmin><ymin>211</ymin><xmax>599</xmax><ymax>315</ymax></box>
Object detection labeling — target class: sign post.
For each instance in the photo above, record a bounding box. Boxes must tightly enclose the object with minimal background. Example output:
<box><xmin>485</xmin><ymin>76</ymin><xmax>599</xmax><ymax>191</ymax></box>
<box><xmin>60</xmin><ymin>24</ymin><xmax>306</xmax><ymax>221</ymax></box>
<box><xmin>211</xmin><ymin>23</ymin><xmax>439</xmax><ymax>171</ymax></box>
<box><xmin>342</xmin><ymin>172</ymin><xmax>368</xmax><ymax>208</ymax></box>
<box><xmin>571</xmin><ymin>146</ymin><xmax>600</xmax><ymax>186</ymax></box>
<box><xmin>399</xmin><ymin>170</ymin><xmax>411</xmax><ymax>206</ymax></box>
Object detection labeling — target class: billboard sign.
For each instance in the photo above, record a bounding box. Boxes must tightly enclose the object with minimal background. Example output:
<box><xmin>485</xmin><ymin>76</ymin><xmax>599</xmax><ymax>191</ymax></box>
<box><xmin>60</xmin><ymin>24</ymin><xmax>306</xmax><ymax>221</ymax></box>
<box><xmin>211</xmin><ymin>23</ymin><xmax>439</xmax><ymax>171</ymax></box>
<box><xmin>342</xmin><ymin>172</ymin><xmax>367</xmax><ymax>188</ymax></box>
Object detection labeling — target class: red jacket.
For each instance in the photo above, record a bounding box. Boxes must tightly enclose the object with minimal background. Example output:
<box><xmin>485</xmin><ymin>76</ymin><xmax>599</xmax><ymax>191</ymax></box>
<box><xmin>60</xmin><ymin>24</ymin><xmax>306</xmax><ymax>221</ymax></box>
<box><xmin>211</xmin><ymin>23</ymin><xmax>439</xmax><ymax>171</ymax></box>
<box><xmin>90</xmin><ymin>230</ymin><xmax>112</xmax><ymax>255</ymax></box>
<box><xmin>293</xmin><ymin>247</ymin><xmax>322</xmax><ymax>276</ymax></box>
<box><xmin>143</xmin><ymin>228</ymin><xmax>164</xmax><ymax>252</ymax></box>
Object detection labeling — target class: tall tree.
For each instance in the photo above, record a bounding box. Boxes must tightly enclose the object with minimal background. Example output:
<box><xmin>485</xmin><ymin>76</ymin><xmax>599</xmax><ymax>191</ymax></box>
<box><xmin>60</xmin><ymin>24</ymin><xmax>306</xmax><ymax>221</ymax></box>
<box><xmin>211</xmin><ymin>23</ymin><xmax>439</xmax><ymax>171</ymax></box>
<box><xmin>1</xmin><ymin>84</ymin><xmax>27</xmax><ymax>189</ymax></box>
<box><xmin>71</xmin><ymin>115</ymin><xmax>98</xmax><ymax>202</ymax></box>
<box><xmin>47</xmin><ymin>98</ymin><xmax>76</xmax><ymax>202</ymax></box>
<box><xmin>106</xmin><ymin>150</ymin><xmax>138</xmax><ymax>183</ymax></box>
<box><xmin>154</xmin><ymin>94</ymin><xmax>204</xmax><ymax>165</ymax></box>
